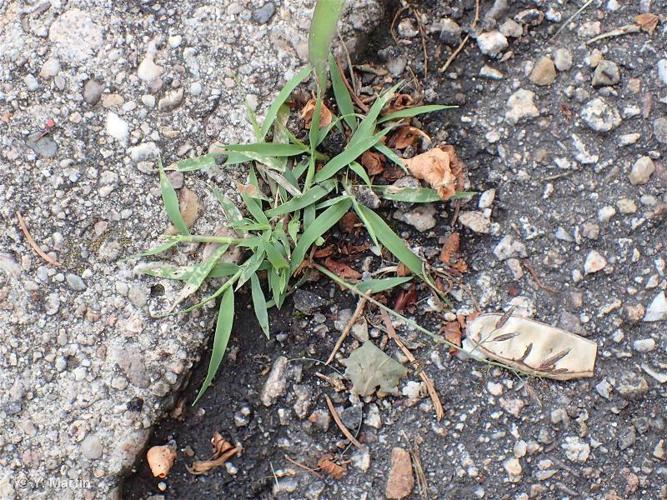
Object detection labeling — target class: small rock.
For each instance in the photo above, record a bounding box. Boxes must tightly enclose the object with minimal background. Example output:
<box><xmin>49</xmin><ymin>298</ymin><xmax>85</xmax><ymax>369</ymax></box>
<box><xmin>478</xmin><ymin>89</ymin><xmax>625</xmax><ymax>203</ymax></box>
<box><xmin>629</xmin><ymin>156</ymin><xmax>655</xmax><ymax>185</ymax></box>
<box><xmin>23</xmin><ymin>74</ymin><xmax>39</xmax><ymax>91</ymax></box>
<box><xmin>581</xmin><ymin>98</ymin><xmax>622</xmax><ymax>132</ymax></box>
<box><xmin>618</xmin><ymin>426</ymin><xmax>636</xmax><ymax>450</ymax></box>
<box><xmin>614</xmin><ymin>371</ymin><xmax>649</xmax><ymax>399</ymax></box>
<box><xmin>581</xmin><ymin>222</ymin><xmax>599</xmax><ymax>240</ymax></box>
<box><xmin>653</xmin><ymin>117</ymin><xmax>667</xmax><ymax>144</ymax></box>
<box><xmin>529</xmin><ymin>56</ymin><xmax>556</xmax><ymax>86</ymax></box>
<box><xmin>81</xmin><ymin>435</ymin><xmax>103</xmax><ymax>460</ymax></box>
<box><xmin>128</xmin><ymin>142</ymin><xmax>160</xmax><ymax>162</ymax></box>
<box><xmin>553</xmin><ymin>48</ymin><xmax>573</xmax><ymax>71</ymax></box>
<box><xmin>595</xmin><ymin>379</ymin><xmax>612</xmax><ymax>399</ymax></box>
<box><xmin>584</xmin><ymin>250</ymin><xmax>606</xmax><ymax>274</ymax></box>
<box><xmin>515</xmin><ymin>8</ymin><xmax>544</xmax><ymax>26</ymax></box>
<box><xmin>439</xmin><ymin>19</ymin><xmax>462</xmax><ymax>46</ymax></box>
<box><xmin>476</xmin><ymin>31</ymin><xmax>508</xmax><ymax>58</ymax></box>
<box><xmin>578</xmin><ymin>21</ymin><xmax>601</xmax><ymax>38</ymax></box>
<box><xmin>618</xmin><ymin>133</ymin><xmax>641</xmax><ymax>146</ymax></box>
<box><xmin>253</xmin><ymin>2</ymin><xmax>276</xmax><ymax>24</ymax></box>
<box><xmin>505</xmin><ymin>89</ymin><xmax>539</xmax><ymax>124</ymax></box>
<box><xmin>260</xmin><ymin>356</ymin><xmax>288</xmax><ymax>406</ymax></box>
<box><xmin>386</xmin><ymin>448</ymin><xmax>413</xmax><ymax>499</ymax></box>
<box><xmin>48</xmin><ymin>9</ymin><xmax>103</xmax><ymax>63</ymax></box>
<box><xmin>499</xmin><ymin>18</ymin><xmax>522</xmax><ymax>38</ymax></box>
<box><xmin>458</xmin><ymin>211</ymin><xmax>491</xmax><ymax>233</ymax></box>
<box><xmin>633</xmin><ymin>338</ymin><xmax>655</xmax><ymax>352</ymax></box>
<box><xmin>340</xmin><ymin>404</ymin><xmax>362</xmax><ymax>429</ymax></box>
<box><xmin>493</xmin><ymin>235</ymin><xmax>527</xmax><ymax>261</ymax></box>
<box><xmin>26</xmin><ymin>133</ymin><xmax>58</xmax><ymax>159</ymax></box>
<box><xmin>486</xmin><ymin>381</ymin><xmax>503</xmax><ymax>396</ymax></box>
<box><xmin>351</xmin><ymin>447</ymin><xmax>371</xmax><ymax>472</ymax></box>
<box><xmin>561</xmin><ymin>436</ymin><xmax>590</xmax><ymax>463</ymax></box>
<box><xmin>106</xmin><ymin>112</ymin><xmax>129</xmax><ymax>143</ymax></box>
<box><xmin>653</xmin><ymin>439</ymin><xmax>665</xmax><ymax>460</ymax></box>
<box><xmin>39</xmin><ymin>58</ymin><xmax>60</xmax><ymax>79</ymax></box>
<box><xmin>273</xmin><ymin>478</ymin><xmax>298</xmax><ymax>495</ymax></box>
<box><xmin>592</xmin><ymin>60</ymin><xmax>620</xmax><ymax>87</ymax></box>
<box><xmin>138</xmin><ymin>54</ymin><xmax>164</xmax><ymax>83</ymax></box>
<box><xmin>657</xmin><ymin>59</ymin><xmax>667</xmax><ymax>86</ymax></box>
<box><xmin>66</xmin><ymin>273</ymin><xmax>86</xmax><ymax>291</ymax></box>
<box><xmin>387</xmin><ymin>56</ymin><xmax>407</xmax><ymax>77</ymax></box>
<box><xmin>394</xmin><ymin>205</ymin><xmax>436</xmax><ymax>232</ymax></box>
<box><xmin>503</xmin><ymin>457</ymin><xmax>522</xmax><ymax>482</ymax></box>
<box><xmin>480</xmin><ymin>65</ymin><xmax>504</xmax><ymax>80</ymax></box>
<box><xmin>158</xmin><ymin>88</ymin><xmax>184</xmax><ymax>112</ymax></box>
<box><xmin>625</xmin><ymin>304</ymin><xmax>645</xmax><ymax>322</ymax></box>
<box><xmin>617</xmin><ymin>198</ymin><xmax>637</xmax><ymax>214</ymax></box>
<box><xmin>644</xmin><ymin>292</ymin><xmax>667</xmax><ymax>322</ymax></box>
<box><xmin>478</xmin><ymin>189</ymin><xmax>496</xmax><ymax>209</ymax></box>
<box><xmin>559</xmin><ymin>311</ymin><xmax>585</xmax><ymax>335</ymax></box>
<box><xmin>598</xmin><ymin>205</ymin><xmax>616</xmax><ymax>223</ymax></box>
<box><xmin>83</xmin><ymin>79</ymin><xmax>103</xmax><ymax>105</ymax></box>
<box><xmin>293</xmin><ymin>290</ymin><xmax>328</xmax><ymax>315</ymax></box>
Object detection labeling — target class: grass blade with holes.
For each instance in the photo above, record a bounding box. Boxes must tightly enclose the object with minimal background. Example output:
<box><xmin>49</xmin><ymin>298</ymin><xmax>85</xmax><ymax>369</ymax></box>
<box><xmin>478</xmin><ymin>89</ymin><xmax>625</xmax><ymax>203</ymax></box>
<box><xmin>193</xmin><ymin>286</ymin><xmax>235</xmax><ymax>405</ymax></box>
<box><xmin>226</xmin><ymin>143</ymin><xmax>308</xmax><ymax>157</ymax></box>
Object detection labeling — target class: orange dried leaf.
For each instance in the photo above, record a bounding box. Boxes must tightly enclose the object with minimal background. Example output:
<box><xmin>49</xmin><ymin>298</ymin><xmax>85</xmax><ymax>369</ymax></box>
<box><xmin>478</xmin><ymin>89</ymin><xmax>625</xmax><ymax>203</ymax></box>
<box><xmin>186</xmin><ymin>435</ymin><xmax>241</xmax><ymax>476</ymax></box>
<box><xmin>317</xmin><ymin>455</ymin><xmax>346</xmax><ymax>480</ymax></box>
<box><xmin>387</xmin><ymin>94</ymin><xmax>415</xmax><ymax>114</ymax></box>
<box><xmin>390</xmin><ymin>126</ymin><xmax>431</xmax><ymax>150</ymax></box>
<box><xmin>300</xmin><ymin>98</ymin><xmax>333</xmax><ymax>129</ymax></box>
<box><xmin>396</xmin><ymin>262</ymin><xmax>411</xmax><ymax>277</ymax></box>
<box><xmin>323</xmin><ymin>257</ymin><xmax>362</xmax><ymax>280</ymax></box>
<box><xmin>443</xmin><ymin>322</ymin><xmax>462</xmax><ymax>354</ymax></box>
<box><xmin>394</xmin><ymin>286</ymin><xmax>417</xmax><ymax>312</ymax></box>
<box><xmin>404</xmin><ymin>146</ymin><xmax>465</xmax><ymax>200</ymax></box>
<box><xmin>360</xmin><ymin>150</ymin><xmax>385</xmax><ymax>176</ymax></box>
<box><xmin>313</xmin><ymin>245</ymin><xmax>335</xmax><ymax>258</ymax></box>
<box><xmin>339</xmin><ymin>211</ymin><xmax>360</xmax><ymax>233</ymax></box>
<box><xmin>635</xmin><ymin>13</ymin><xmax>659</xmax><ymax>33</ymax></box>
<box><xmin>440</xmin><ymin>232</ymin><xmax>460</xmax><ymax>265</ymax></box>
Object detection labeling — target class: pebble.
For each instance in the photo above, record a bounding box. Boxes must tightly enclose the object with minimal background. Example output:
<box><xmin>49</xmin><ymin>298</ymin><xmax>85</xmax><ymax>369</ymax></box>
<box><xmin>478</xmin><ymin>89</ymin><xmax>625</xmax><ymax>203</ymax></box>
<box><xmin>584</xmin><ymin>250</ymin><xmax>606</xmax><ymax>274</ymax></box>
<box><xmin>503</xmin><ymin>457</ymin><xmax>522</xmax><ymax>482</ymax></box>
<box><xmin>478</xmin><ymin>189</ymin><xmax>496</xmax><ymax>209</ymax></box>
<box><xmin>137</xmin><ymin>54</ymin><xmax>164</xmax><ymax>83</ymax></box>
<box><xmin>260</xmin><ymin>356</ymin><xmax>288</xmax><ymax>406</ymax></box>
<box><xmin>253</xmin><ymin>2</ymin><xmax>276</xmax><ymax>24</ymax></box>
<box><xmin>614</xmin><ymin>371</ymin><xmax>649</xmax><ymax>399</ymax></box>
<box><xmin>66</xmin><ymin>273</ymin><xmax>86</xmax><ymax>291</ymax></box>
<box><xmin>581</xmin><ymin>98</ymin><xmax>622</xmax><ymax>132</ymax></box>
<box><xmin>480</xmin><ymin>65</ymin><xmax>504</xmax><ymax>80</ymax></box>
<box><xmin>393</xmin><ymin>205</ymin><xmax>436</xmax><ymax>232</ymax></box>
<box><xmin>386</xmin><ymin>448</ymin><xmax>414</xmax><ymax>499</ymax></box>
<box><xmin>493</xmin><ymin>235</ymin><xmax>527</xmax><ymax>261</ymax></box>
<box><xmin>499</xmin><ymin>18</ymin><xmax>522</xmax><ymax>38</ymax></box>
<box><xmin>83</xmin><ymin>80</ymin><xmax>104</xmax><ymax>105</ymax></box>
<box><xmin>458</xmin><ymin>211</ymin><xmax>491</xmax><ymax>233</ymax></box>
<box><xmin>293</xmin><ymin>290</ymin><xmax>328</xmax><ymax>314</ymax></box>
<box><xmin>644</xmin><ymin>292</ymin><xmax>667</xmax><ymax>322</ymax></box>
<box><xmin>487</xmin><ymin>381</ymin><xmax>503</xmax><ymax>396</ymax></box>
<box><xmin>618</xmin><ymin>133</ymin><xmax>641</xmax><ymax>146</ymax></box>
<box><xmin>23</xmin><ymin>74</ymin><xmax>39</xmax><ymax>91</ymax></box>
<box><xmin>617</xmin><ymin>198</ymin><xmax>637</xmax><ymax>214</ymax></box>
<box><xmin>653</xmin><ymin>440</ymin><xmax>665</xmax><ymax>460</ymax></box>
<box><xmin>81</xmin><ymin>435</ymin><xmax>103</xmax><ymax>460</ymax></box>
<box><xmin>128</xmin><ymin>142</ymin><xmax>160</xmax><ymax>162</ymax></box>
<box><xmin>529</xmin><ymin>56</ymin><xmax>556</xmax><ymax>86</ymax></box>
<box><xmin>39</xmin><ymin>58</ymin><xmax>61</xmax><ymax>79</ymax></box>
<box><xmin>592</xmin><ymin>60</ymin><xmax>620</xmax><ymax>87</ymax></box>
<box><xmin>439</xmin><ymin>19</ymin><xmax>462</xmax><ymax>46</ymax></box>
<box><xmin>658</xmin><ymin>59</ymin><xmax>667</xmax><ymax>86</ymax></box>
<box><xmin>561</xmin><ymin>436</ymin><xmax>590</xmax><ymax>463</ymax></box>
<box><xmin>595</xmin><ymin>379</ymin><xmax>612</xmax><ymax>399</ymax></box>
<box><xmin>476</xmin><ymin>31</ymin><xmax>508</xmax><ymax>58</ymax></box>
<box><xmin>618</xmin><ymin>426</ymin><xmax>636</xmax><ymax>450</ymax></box>
<box><xmin>553</xmin><ymin>48</ymin><xmax>573</xmax><ymax>71</ymax></box>
<box><xmin>141</xmin><ymin>95</ymin><xmax>156</xmax><ymax>108</ymax></box>
<box><xmin>633</xmin><ymin>338</ymin><xmax>656</xmax><ymax>352</ymax></box>
<box><xmin>629</xmin><ymin>156</ymin><xmax>655</xmax><ymax>185</ymax></box>
<box><xmin>653</xmin><ymin>117</ymin><xmax>667</xmax><ymax>144</ymax></box>
<box><xmin>158</xmin><ymin>88</ymin><xmax>184</xmax><ymax>112</ymax></box>
<box><xmin>48</xmin><ymin>9</ymin><xmax>103</xmax><ymax>62</ymax></box>
<box><xmin>106</xmin><ymin>112</ymin><xmax>130</xmax><ymax>143</ymax></box>
<box><xmin>27</xmin><ymin>133</ymin><xmax>58</xmax><ymax>159</ymax></box>
<box><xmin>351</xmin><ymin>447</ymin><xmax>371</xmax><ymax>472</ymax></box>
<box><xmin>505</xmin><ymin>89</ymin><xmax>539</xmax><ymax>124</ymax></box>
<box><xmin>578</xmin><ymin>21</ymin><xmax>601</xmax><ymax>38</ymax></box>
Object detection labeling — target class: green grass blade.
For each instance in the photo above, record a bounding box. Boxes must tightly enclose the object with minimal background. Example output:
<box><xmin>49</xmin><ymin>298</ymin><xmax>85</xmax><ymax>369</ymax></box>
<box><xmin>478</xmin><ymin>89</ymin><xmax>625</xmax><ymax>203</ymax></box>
<box><xmin>357</xmin><ymin>276</ymin><xmax>413</xmax><ymax>294</ymax></box>
<box><xmin>265</xmin><ymin>180</ymin><xmax>336</xmax><ymax>217</ymax></box>
<box><xmin>172</xmin><ymin>153</ymin><xmax>224</xmax><ymax>172</ymax></box>
<box><xmin>288</xmin><ymin>215</ymin><xmax>301</xmax><ymax>243</ymax></box>
<box><xmin>350</xmin><ymin>195</ymin><xmax>380</xmax><ymax>251</ymax></box>
<box><xmin>245</xmin><ymin>99</ymin><xmax>262</xmax><ymax>140</ymax></box>
<box><xmin>265</xmin><ymin>240</ymin><xmax>289</xmax><ymax>270</ymax></box>
<box><xmin>355</xmin><ymin>204</ymin><xmax>423</xmax><ymax>276</ymax></box>
<box><xmin>250</xmin><ymin>273</ymin><xmax>270</xmax><ymax>338</ymax></box>
<box><xmin>374</xmin><ymin>185</ymin><xmax>441</xmax><ymax>203</ymax></box>
<box><xmin>173</xmin><ymin>244</ymin><xmax>230</xmax><ymax>308</ymax></box>
<box><xmin>158</xmin><ymin>159</ymin><xmax>189</xmax><ymax>235</ymax></box>
<box><xmin>309</xmin><ymin>0</ymin><xmax>345</xmax><ymax>90</ymax></box>
<box><xmin>209</xmin><ymin>263</ymin><xmax>241</xmax><ymax>278</ymax></box>
<box><xmin>260</xmin><ymin>66</ymin><xmax>312</xmax><ymax>140</ymax></box>
<box><xmin>193</xmin><ymin>286</ymin><xmax>235</xmax><ymax>404</ymax></box>
<box><xmin>134</xmin><ymin>238</ymin><xmax>180</xmax><ymax>257</ymax></box>
<box><xmin>348</xmin><ymin>161</ymin><xmax>372</xmax><ymax>187</ymax></box>
<box><xmin>241</xmin><ymin>192</ymin><xmax>269</xmax><ymax>224</ymax></box>
<box><xmin>236</xmin><ymin>244</ymin><xmax>266</xmax><ymax>290</ymax></box>
<box><xmin>329</xmin><ymin>53</ymin><xmax>356</xmax><ymax>131</ymax></box>
<box><xmin>135</xmin><ymin>262</ymin><xmax>189</xmax><ymax>280</ymax></box>
<box><xmin>226</xmin><ymin>143</ymin><xmax>307</xmax><ymax>157</ymax></box>
<box><xmin>349</xmin><ymin>82</ymin><xmax>401</xmax><ymax>148</ymax></box>
<box><xmin>212</xmin><ymin>190</ymin><xmax>243</xmax><ymax>224</ymax></box>
<box><xmin>377</xmin><ymin>104</ymin><xmax>456</xmax><ymax>124</ymax></box>
<box><xmin>374</xmin><ymin>144</ymin><xmax>407</xmax><ymax>172</ymax></box>
<box><xmin>290</xmin><ymin>197</ymin><xmax>352</xmax><ymax>273</ymax></box>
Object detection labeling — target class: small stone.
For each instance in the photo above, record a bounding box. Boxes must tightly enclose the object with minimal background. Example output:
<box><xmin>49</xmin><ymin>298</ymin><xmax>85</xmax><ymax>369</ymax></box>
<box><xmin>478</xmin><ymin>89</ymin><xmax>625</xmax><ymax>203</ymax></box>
<box><xmin>168</xmin><ymin>35</ymin><xmax>182</xmax><ymax>48</ymax></box>
<box><xmin>141</xmin><ymin>95</ymin><xmax>156</xmax><ymax>108</ymax></box>
<box><xmin>101</xmin><ymin>93</ymin><xmax>124</xmax><ymax>109</ymax></box>
<box><xmin>515</xmin><ymin>8</ymin><xmax>544</xmax><ymax>26</ymax></box>
<box><xmin>158</xmin><ymin>88</ymin><xmax>184</xmax><ymax>112</ymax></box>
<box><xmin>480</xmin><ymin>65</ymin><xmax>504</xmax><ymax>80</ymax></box>
<box><xmin>253</xmin><ymin>2</ymin><xmax>276</xmax><ymax>24</ymax></box>
<box><xmin>351</xmin><ymin>447</ymin><xmax>371</xmax><ymax>472</ymax></box>
<box><xmin>592</xmin><ymin>60</ymin><xmax>621</xmax><ymax>87</ymax></box>
<box><xmin>83</xmin><ymin>80</ymin><xmax>103</xmax><ymax>105</ymax></box>
<box><xmin>505</xmin><ymin>89</ymin><xmax>539</xmax><ymax>124</ymax></box>
<box><xmin>81</xmin><ymin>435</ymin><xmax>103</xmax><ymax>460</ymax></box>
<box><xmin>23</xmin><ymin>74</ymin><xmax>39</xmax><ymax>91</ymax></box>
<box><xmin>614</xmin><ymin>371</ymin><xmax>649</xmax><ymax>399</ymax></box>
<box><xmin>394</xmin><ymin>205</ymin><xmax>436</xmax><ymax>232</ymax></box>
<box><xmin>39</xmin><ymin>58</ymin><xmax>60</xmax><ymax>79</ymax></box>
<box><xmin>584</xmin><ymin>250</ymin><xmax>606</xmax><ymax>274</ymax></box>
<box><xmin>493</xmin><ymin>235</ymin><xmax>527</xmax><ymax>261</ymax></box>
<box><xmin>66</xmin><ymin>273</ymin><xmax>86</xmax><ymax>291</ymax></box>
<box><xmin>138</xmin><ymin>54</ymin><xmax>164</xmax><ymax>83</ymax></box>
<box><xmin>625</xmin><ymin>304</ymin><xmax>645</xmax><ymax>322</ymax></box>
<box><xmin>559</xmin><ymin>311</ymin><xmax>585</xmax><ymax>335</ymax></box>
<box><xmin>581</xmin><ymin>98</ymin><xmax>622</xmax><ymax>132</ymax></box>
<box><xmin>653</xmin><ymin>117</ymin><xmax>667</xmax><ymax>144</ymax></box>
<box><xmin>293</xmin><ymin>290</ymin><xmax>328</xmax><ymax>314</ymax></box>
<box><xmin>578</xmin><ymin>21</ymin><xmax>601</xmax><ymax>38</ymax></box>
<box><xmin>629</xmin><ymin>156</ymin><xmax>655</xmax><ymax>185</ymax></box>
<box><xmin>553</xmin><ymin>48</ymin><xmax>573</xmax><ymax>71</ymax></box>
<box><xmin>561</xmin><ymin>436</ymin><xmax>590</xmax><ymax>463</ymax></box>
<box><xmin>439</xmin><ymin>19</ymin><xmax>462</xmax><ymax>46</ymax></box>
<box><xmin>48</xmin><ymin>9</ymin><xmax>103</xmax><ymax>63</ymax></box>
<box><xmin>273</xmin><ymin>478</ymin><xmax>298</xmax><ymax>495</ymax></box>
<box><xmin>595</xmin><ymin>379</ymin><xmax>612</xmax><ymax>399</ymax></box>
<box><xmin>618</xmin><ymin>133</ymin><xmax>641</xmax><ymax>146</ymax></box>
<box><xmin>387</xmin><ymin>56</ymin><xmax>407</xmax><ymax>77</ymax></box>
<box><xmin>386</xmin><ymin>448</ymin><xmax>413</xmax><ymax>499</ymax></box>
<box><xmin>260</xmin><ymin>356</ymin><xmax>288</xmax><ymax>406</ymax></box>
<box><xmin>657</xmin><ymin>59</ymin><xmax>667</xmax><ymax>86</ymax></box>
<box><xmin>476</xmin><ymin>31</ymin><xmax>508</xmax><ymax>58</ymax></box>
<box><xmin>633</xmin><ymin>338</ymin><xmax>656</xmax><ymax>352</ymax></box>
<box><xmin>478</xmin><ymin>189</ymin><xmax>496</xmax><ymax>209</ymax></box>
<box><xmin>617</xmin><ymin>198</ymin><xmax>637</xmax><ymax>214</ymax></box>
<box><xmin>503</xmin><ymin>457</ymin><xmax>522</xmax><ymax>482</ymax></box>
<box><xmin>105</xmin><ymin>112</ymin><xmax>129</xmax><ymax>143</ymax></box>
<box><xmin>128</xmin><ymin>142</ymin><xmax>160</xmax><ymax>162</ymax></box>
<box><xmin>653</xmin><ymin>440</ymin><xmax>665</xmax><ymax>460</ymax></box>
<box><xmin>486</xmin><ymin>381</ymin><xmax>503</xmax><ymax>396</ymax></box>
<box><xmin>644</xmin><ymin>292</ymin><xmax>667</xmax><ymax>322</ymax></box>
<box><xmin>458</xmin><ymin>211</ymin><xmax>490</xmax><ymax>233</ymax></box>
<box><xmin>514</xmin><ymin>440</ymin><xmax>527</xmax><ymax>458</ymax></box>
<box><xmin>27</xmin><ymin>133</ymin><xmax>58</xmax><ymax>159</ymax></box>
<box><xmin>618</xmin><ymin>426</ymin><xmax>636</xmax><ymax>450</ymax></box>
<box><xmin>308</xmin><ymin>409</ymin><xmax>331</xmax><ymax>431</ymax></box>
<box><xmin>529</xmin><ymin>56</ymin><xmax>556</xmax><ymax>86</ymax></box>
<box><xmin>499</xmin><ymin>19</ymin><xmax>522</xmax><ymax>38</ymax></box>
<box><xmin>581</xmin><ymin>222</ymin><xmax>599</xmax><ymax>240</ymax></box>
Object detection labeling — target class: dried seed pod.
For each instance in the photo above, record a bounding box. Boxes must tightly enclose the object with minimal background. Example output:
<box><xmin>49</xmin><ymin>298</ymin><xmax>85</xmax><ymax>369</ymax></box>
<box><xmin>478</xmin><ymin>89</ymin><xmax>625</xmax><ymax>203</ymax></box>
<box><xmin>147</xmin><ymin>445</ymin><xmax>177</xmax><ymax>478</ymax></box>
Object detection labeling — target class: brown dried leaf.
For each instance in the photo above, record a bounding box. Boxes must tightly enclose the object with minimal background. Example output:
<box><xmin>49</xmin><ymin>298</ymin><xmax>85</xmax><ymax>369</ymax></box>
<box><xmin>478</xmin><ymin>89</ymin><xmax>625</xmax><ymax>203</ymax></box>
<box><xmin>440</xmin><ymin>232</ymin><xmax>469</xmax><ymax>274</ymax></box>
<box><xmin>404</xmin><ymin>146</ymin><xmax>465</xmax><ymax>200</ymax></box>
<box><xmin>300</xmin><ymin>98</ymin><xmax>333</xmax><ymax>129</ymax></box>
<box><xmin>186</xmin><ymin>435</ymin><xmax>241</xmax><ymax>475</ymax></box>
<box><xmin>387</xmin><ymin>94</ymin><xmax>414</xmax><ymax>114</ymax></box>
<box><xmin>147</xmin><ymin>445</ymin><xmax>177</xmax><ymax>478</ymax></box>
<box><xmin>396</xmin><ymin>262</ymin><xmax>411</xmax><ymax>277</ymax></box>
<box><xmin>635</xmin><ymin>13</ymin><xmax>659</xmax><ymax>34</ymax></box>
<box><xmin>394</xmin><ymin>285</ymin><xmax>417</xmax><ymax>312</ymax></box>
<box><xmin>167</xmin><ymin>187</ymin><xmax>200</xmax><ymax>235</ymax></box>
<box><xmin>389</xmin><ymin>125</ymin><xmax>431</xmax><ymax>150</ymax></box>
<box><xmin>360</xmin><ymin>150</ymin><xmax>385</xmax><ymax>176</ymax></box>
<box><xmin>313</xmin><ymin>245</ymin><xmax>335</xmax><ymax>258</ymax></box>
<box><xmin>323</xmin><ymin>257</ymin><xmax>362</xmax><ymax>280</ymax></box>
<box><xmin>317</xmin><ymin>455</ymin><xmax>346</xmax><ymax>480</ymax></box>
<box><xmin>443</xmin><ymin>321</ymin><xmax>462</xmax><ymax>354</ymax></box>
<box><xmin>339</xmin><ymin>211</ymin><xmax>360</xmax><ymax>233</ymax></box>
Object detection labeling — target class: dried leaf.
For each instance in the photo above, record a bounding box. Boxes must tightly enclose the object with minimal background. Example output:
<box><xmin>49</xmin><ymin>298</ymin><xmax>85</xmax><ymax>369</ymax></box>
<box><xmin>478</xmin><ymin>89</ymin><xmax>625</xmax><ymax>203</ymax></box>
<box><xmin>300</xmin><ymin>98</ymin><xmax>333</xmax><ymax>128</ymax></box>
<box><xmin>147</xmin><ymin>445</ymin><xmax>177</xmax><ymax>478</ymax></box>
<box><xmin>635</xmin><ymin>13</ymin><xmax>659</xmax><ymax>33</ymax></box>
<box><xmin>166</xmin><ymin>187</ymin><xmax>200</xmax><ymax>235</ymax></box>
<box><xmin>440</xmin><ymin>232</ymin><xmax>460</xmax><ymax>265</ymax></box>
<box><xmin>390</xmin><ymin>126</ymin><xmax>431</xmax><ymax>150</ymax></box>
<box><xmin>396</xmin><ymin>262</ymin><xmax>411</xmax><ymax>277</ymax></box>
<box><xmin>467</xmin><ymin>314</ymin><xmax>597</xmax><ymax>380</ymax></box>
<box><xmin>394</xmin><ymin>285</ymin><xmax>417</xmax><ymax>312</ymax></box>
<box><xmin>360</xmin><ymin>150</ymin><xmax>385</xmax><ymax>175</ymax></box>
<box><xmin>323</xmin><ymin>257</ymin><xmax>361</xmax><ymax>279</ymax></box>
<box><xmin>317</xmin><ymin>454</ymin><xmax>346</xmax><ymax>480</ymax></box>
<box><xmin>404</xmin><ymin>146</ymin><xmax>465</xmax><ymax>200</ymax></box>
<box><xmin>339</xmin><ymin>211</ymin><xmax>360</xmax><ymax>233</ymax></box>
<box><xmin>313</xmin><ymin>245</ymin><xmax>335</xmax><ymax>258</ymax></box>
<box><xmin>387</xmin><ymin>94</ymin><xmax>414</xmax><ymax>114</ymax></box>
<box><xmin>342</xmin><ymin>341</ymin><xmax>408</xmax><ymax>396</ymax></box>
<box><xmin>186</xmin><ymin>434</ymin><xmax>241</xmax><ymax>475</ymax></box>
<box><xmin>443</xmin><ymin>321</ymin><xmax>462</xmax><ymax>354</ymax></box>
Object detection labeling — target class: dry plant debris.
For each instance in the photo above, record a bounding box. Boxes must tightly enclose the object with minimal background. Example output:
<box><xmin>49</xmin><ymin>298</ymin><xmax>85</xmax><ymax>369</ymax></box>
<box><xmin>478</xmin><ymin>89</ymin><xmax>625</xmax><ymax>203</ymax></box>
<box><xmin>385</xmin><ymin>447</ymin><xmax>414</xmax><ymax>499</ymax></box>
<box><xmin>324</xmin><ymin>394</ymin><xmax>362</xmax><ymax>448</ymax></box>
<box><xmin>186</xmin><ymin>432</ymin><xmax>242</xmax><ymax>475</ymax></box>
<box><xmin>360</xmin><ymin>150</ymin><xmax>385</xmax><ymax>175</ymax></box>
<box><xmin>342</xmin><ymin>340</ymin><xmax>408</xmax><ymax>396</ymax></box>
<box><xmin>16</xmin><ymin>212</ymin><xmax>61</xmax><ymax>267</ymax></box>
<box><xmin>404</xmin><ymin>146</ymin><xmax>465</xmax><ymax>200</ymax></box>
<box><xmin>635</xmin><ymin>13</ymin><xmax>660</xmax><ymax>34</ymax></box>
<box><xmin>300</xmin><ymin>98</ymin><xmax>333</xmax><ymax>128</ymax></box>
<box><xmin>389</xmin><ymin>125</ymin><xmax>431</xmax><ymax>149</ymax></box>
<box><xmin>146</xmin><ymin>445</ymin><xmax>177</xmax><ymax>478</ymax></box>
<box><xmin>467</xmin><ymin>313</ymin><xmax>598</xmax><ymax>380</ymax></box>
<box><xmin>317</xmin><ymin>454</ymin><xmax>347</xmax><ymax>479</ymax></box>
<box><xmin>166</xmin><ymin>187</ymin><xmax>200</xmax><ymax>235</ymax></box>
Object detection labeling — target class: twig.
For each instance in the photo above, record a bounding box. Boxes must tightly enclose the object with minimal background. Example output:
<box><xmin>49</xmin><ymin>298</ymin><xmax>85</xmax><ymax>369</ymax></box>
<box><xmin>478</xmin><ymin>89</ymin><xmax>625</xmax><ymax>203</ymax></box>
<box><xmin>16</xmin><ymin>212</ymin><xmax>61</xmax><ymax>267</ymax></box>
<box><xmin>326</xmin><ymin>296</ymin><xmax>367</xmax><ymax>364</ymax></box>
<box><xmin>586</xmin><ymin>24</ymin><xmax>640</xmax><ymax>45</ymax></box>
<box><xmin>334</xmin><ymin>57</ymin><xmax>369</xmax><ymax>114</ymax></box>
<box><xmin>284</xmin><ymin>454</ymin><xmax>323</xmax><ymax>479</ymax></box>
<box><xmin>402</xmin><ymin>432</ymin><xmax>429</xmax><ymax>500</ymax></box>
<box><xmin>438</xmin><ymin>35</ymin><xmax>470</xmax><ymax>73</ymax></box>
<box><xmin>380</xmin><ymin>309</ymin><xmax>444</xmax><ymax>421</ymax></box>
<box><xmin>549</xmin><ymin>0</ymin><xmax>595</xmax><ymax>43</ymax></box>
<box><xmin>410</xmin><ymin>7</ymin><xmax>429</xmax><ymax>77</ymax></box>
<box><xmin>390</xmin><ymin>6</ymin><xmax>409</xmax><ymax>45</ymax></box>
<box><xmin>521</xmin><ymin>260</ymin><xmax>558</xmax><ymax>294</ymax></box>
<box><xmin>324</xmin><ymin>394</ymin><xmax>362</xmax><ymax>449</ymax></box>
<box><xmin>337</xmin><ymin>31</ymin><xmax>359</xmax><ymax>96</ymax></box>
<box><xmin>472</xmin><ymin>0</ymin><xmax>480</xmax><ymax>29</ymax></box>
